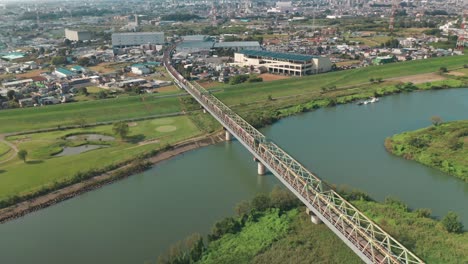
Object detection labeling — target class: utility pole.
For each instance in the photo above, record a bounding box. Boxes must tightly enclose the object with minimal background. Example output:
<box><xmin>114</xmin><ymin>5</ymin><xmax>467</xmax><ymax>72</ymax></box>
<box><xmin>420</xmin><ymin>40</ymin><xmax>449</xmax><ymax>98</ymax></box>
<box><xmin>389</xmin><ymin>0</ymin><xmax>399</xmax><ymax>34</ymax></box>
<box><xmin>456</xmin><ymin>10</ymin><xmax>467</xmax><ymax>51</ymax></box>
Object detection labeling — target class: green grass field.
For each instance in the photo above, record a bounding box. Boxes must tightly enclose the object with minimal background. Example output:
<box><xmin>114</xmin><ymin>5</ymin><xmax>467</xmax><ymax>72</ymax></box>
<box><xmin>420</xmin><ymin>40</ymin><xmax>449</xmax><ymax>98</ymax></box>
<box><xmin>216</xmin><ymin>54</ymin><xmax>468</xmax><ymax>106</ymax></box>
<box><xmin>0</xmin><ymin>55</ymin><xmax>466</xmax><ymax>135</ymax></box>
<box><xmin>0</xmin><ymin>116</ymin><xmax>202</xmax><ymax>201</ymax></box>
<box><xmin>0</xmin><ymin>95</ymin><xmax>182</xmax><ymax>134</ymax></box>
<box><xmin>386</xmin><ymin>120</ymin><xmax>468</xmax><ymax>181</ymax></box>
<box><xmin>0</xmin><ymin>142</ymin><xmax>11</xmax><ymax>163</ymax></box>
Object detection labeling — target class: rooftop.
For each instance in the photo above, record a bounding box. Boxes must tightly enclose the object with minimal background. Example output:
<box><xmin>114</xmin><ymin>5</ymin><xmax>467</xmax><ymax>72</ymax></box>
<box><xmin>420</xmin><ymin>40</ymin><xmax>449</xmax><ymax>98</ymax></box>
<box><xmin>214</xmin><ymin>41</ymin><xmax>261</xmax><ymax>48</ymax></box>
<box><xmin>55</xmin><ymin>68</ymin><xmax>76</xmax><ymax>76</ymax></box>
<box><xmin>238</xmin><ymin>50</ymin><xmax>316</xmax><ymax>62</ymax></box>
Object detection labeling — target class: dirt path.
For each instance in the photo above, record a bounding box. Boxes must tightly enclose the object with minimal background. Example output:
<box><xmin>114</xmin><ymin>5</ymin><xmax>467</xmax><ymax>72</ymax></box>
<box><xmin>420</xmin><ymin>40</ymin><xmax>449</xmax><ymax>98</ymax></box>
<box><xmin>0</xmin><ymin>134</ymin><xmax>18</xmax><ymax>164</ymax></box>
<box><xmin>0</xmin><ymin>132</ymin><xmax>225</xmax><ymax>224</ymax></box>
<box><xmin>387</xmin><ymin>72</ymin><xmax>446</xmax><ymax>84</ymax></box>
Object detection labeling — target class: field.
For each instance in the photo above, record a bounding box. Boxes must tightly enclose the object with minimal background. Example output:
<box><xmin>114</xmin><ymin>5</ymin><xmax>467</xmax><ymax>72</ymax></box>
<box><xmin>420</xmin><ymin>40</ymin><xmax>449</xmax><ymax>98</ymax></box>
<box><xmin>0</xmin><ymin>94</ymin><xmax>182</xmax><ymax>134</ymax></box>
<box><xmin>258</xmin><ymin>73</ymin><xmax>291</xmax><ymax>82</ymax></box>
<box><xmin>348</xmin><ymin>36</ymin><xmax>392</xmax><ymax>46</ymax></box>
<box><xmin>0</xmin><ymin>116</ymin><xmax>202</xmax><ymax>201</ymax></box>
<box><xmin>216</xmin><ymin>54</ymin><xmax>468</xmax><ymax>106</ymax></box>
<box><xmin>1</xmin><ymin>55</ymin><xmax>466</xmax><ymax>135</ymax></box>
<box><xmin>386</xmin><ymin>120</ymin><xmax>468</xmax><ymax>181</ymax></box>
<box><xmin>0</xmin><ymin>142</ymin><xmax>11</xmax><ymax>163</ymax></box>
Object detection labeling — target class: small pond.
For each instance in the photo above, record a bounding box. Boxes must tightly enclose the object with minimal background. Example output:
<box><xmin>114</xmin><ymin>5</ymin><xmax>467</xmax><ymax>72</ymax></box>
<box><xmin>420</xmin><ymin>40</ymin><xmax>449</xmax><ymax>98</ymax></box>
<box><xmin>65</xmin><ymin>134</ymin><xmax>115</xmax><ymax>141</ymax></box>
<box><xmin>54</xmin><ymin>145</ymin><xmax>107</xmax><ymax>157</ymax></box>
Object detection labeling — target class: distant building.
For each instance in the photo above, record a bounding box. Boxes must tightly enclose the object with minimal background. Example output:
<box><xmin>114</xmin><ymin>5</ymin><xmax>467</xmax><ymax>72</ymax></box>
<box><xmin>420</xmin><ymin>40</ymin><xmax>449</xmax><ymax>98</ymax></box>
<box><xmin>213</xmin><ymin>41</ymin><xmax>261</xmax><ymax>51</ymax></box>
<box><xmin>131</xmin><ymin>64</ymin><xmax>151</xmax><ymax>75</ymax></box>
<box><xmin>234</xmin><ymin>50</ymin><xmax>332</xmax><ymax>76</ymax></box>
<box><xmin>111</xmin><ymin>32</ymin><xmax>165</xmax><ymax>48</ymax></box>
<box><xmin>372</xmin><ymin>56</ymin><xmax>397</xmax><ymax>65</ymax></box>
<box><xmin>2</xmin><ymin>79</ymin><xmax>33</xmax><ymax>88</ymax></box>
<box><xmin>65</xmin><ymin>29</ymin><xmax>92</xmax><ymax>42</ymax></box>
<box><xmin>54</xmin><ymin>68</ymin><xmax>77</xmax><ymax>78</ymax></box>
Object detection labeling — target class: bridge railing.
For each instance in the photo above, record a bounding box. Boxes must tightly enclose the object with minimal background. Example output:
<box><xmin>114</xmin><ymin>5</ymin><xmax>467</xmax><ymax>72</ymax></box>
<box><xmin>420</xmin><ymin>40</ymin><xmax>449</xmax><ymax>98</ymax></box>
<box><xmin>164</xmin><ymin>50</ymin><xmax>424</xmax><ymax>264</ymax></box>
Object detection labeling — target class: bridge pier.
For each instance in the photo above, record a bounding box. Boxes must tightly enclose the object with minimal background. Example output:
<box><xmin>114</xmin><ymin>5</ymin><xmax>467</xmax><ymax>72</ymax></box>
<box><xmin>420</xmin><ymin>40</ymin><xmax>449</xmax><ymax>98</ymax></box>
<box><xmin>225</xmin><ymin>130</ymin><xmax>232</xmax><ymax>141</ymax></box>
<box><xmin>306</xmin><ymin>207</ymin><xmax>322</xmax><ymax>225</ymax></box>
<box><xmin>252</xmin><ymin>157</ymin><xmax>267</xmax><ymax>175</ymax></box>
<box><xmin>202</xmin><ymin>108</ymin><xmax>207</xmax><ymax>114</ymax></box>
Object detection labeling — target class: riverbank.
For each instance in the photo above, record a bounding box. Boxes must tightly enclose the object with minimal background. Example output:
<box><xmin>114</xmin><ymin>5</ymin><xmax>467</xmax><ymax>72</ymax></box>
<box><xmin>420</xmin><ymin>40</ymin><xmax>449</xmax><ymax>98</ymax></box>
<box><xmin>385</xmin><ymin>120</ymin><xmax>468</xmax><ymax>182</ymax></box>
<box><xmin>0</xmin><ymin>132</ymin><xmax>225</xmax><ymax>224</ymax></box>
<box><xmin>159</xmin><ymin>189</ymin><xmax>468</xmax><ymax>264</ymax></box>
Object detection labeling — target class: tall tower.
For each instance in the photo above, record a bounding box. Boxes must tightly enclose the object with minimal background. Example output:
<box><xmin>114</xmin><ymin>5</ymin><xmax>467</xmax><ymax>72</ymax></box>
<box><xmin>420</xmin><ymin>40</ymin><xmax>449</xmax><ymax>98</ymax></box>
<box><xmin>211</xmin><ymin>0</ymin><xmax>218</xmax><ymax>26</ymax></box>
<box><xmin>389</xmin><ymin>0</ymin><xmax>399</xmax><ymax>33</ymax></box>
<box><xmin>456</xmin><ymin>11</ymin><xmax>467</xmax><ymax>51</ymax></box>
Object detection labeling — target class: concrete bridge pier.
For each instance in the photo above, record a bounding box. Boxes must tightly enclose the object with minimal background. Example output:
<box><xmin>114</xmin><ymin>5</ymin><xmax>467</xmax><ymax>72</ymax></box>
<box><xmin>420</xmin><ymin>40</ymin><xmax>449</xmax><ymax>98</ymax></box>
<box><xmin>253</xmin><ymin>157</ymin><xmax>267</xmax><ymax>175</ymax></box>
<box><xmin>257</xmin><ymin>162</ymin><xmax>267</xmax><ymax>175</ymax></box>
<box><xmin>202</xmin><ymin>108</ymin><xmax>207</xmax><ymax>114</ymax></box>
<box><xmin>225</xmin><ymin>130</ymin><xmax>232</xmax><ymax>141</ymax></box>
<box><xmin>306</xmin><ymin>207</ymin><xmax>322</xmax><ymax>225</ymax></box>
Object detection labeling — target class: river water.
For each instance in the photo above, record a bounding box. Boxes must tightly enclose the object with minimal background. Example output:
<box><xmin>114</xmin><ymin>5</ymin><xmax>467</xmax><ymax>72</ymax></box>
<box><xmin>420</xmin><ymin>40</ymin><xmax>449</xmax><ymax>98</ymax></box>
<box><xmin>0</xmin><ymin>89</ymin><xmax>467</xmax><ymax>264</ymax></box>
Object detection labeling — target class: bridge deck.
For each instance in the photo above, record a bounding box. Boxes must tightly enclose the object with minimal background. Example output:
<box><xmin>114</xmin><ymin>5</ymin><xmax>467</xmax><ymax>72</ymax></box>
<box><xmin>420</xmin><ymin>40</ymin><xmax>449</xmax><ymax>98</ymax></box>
<box><xmin>164</xmin><ymin>47</ymin><xmax>424</xmax><ymax>264</ymax></box>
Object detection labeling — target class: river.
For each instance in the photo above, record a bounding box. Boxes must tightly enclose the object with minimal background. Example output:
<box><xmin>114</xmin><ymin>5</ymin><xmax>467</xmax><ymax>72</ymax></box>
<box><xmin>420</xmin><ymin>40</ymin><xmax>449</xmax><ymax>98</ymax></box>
<box><xmin>0</xmin><ymin>89</ymin><xmax>467</xmax><ymax>264</ymax></box>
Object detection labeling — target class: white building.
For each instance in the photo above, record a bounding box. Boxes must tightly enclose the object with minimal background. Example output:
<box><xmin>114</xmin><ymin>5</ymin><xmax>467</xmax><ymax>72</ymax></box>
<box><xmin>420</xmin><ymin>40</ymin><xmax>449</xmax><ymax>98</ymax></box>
<box><xmin>234</xmin><ymin>50</ymin><xmax>332</xmax><ymax>76</ymax></box>
<box><xmin>112</xmin><ymin>32</ymin><xmax>165</xmax><ymax>48</ymax></box>
<box><xmin>65</xmin><ymin>29</ymin><xmax>92</xmax><ymax>41</ymax></box>
<box><xmin>213</xmin><ymin>41</ymin><xmax>261</xmax><ymax>51</ymax></box>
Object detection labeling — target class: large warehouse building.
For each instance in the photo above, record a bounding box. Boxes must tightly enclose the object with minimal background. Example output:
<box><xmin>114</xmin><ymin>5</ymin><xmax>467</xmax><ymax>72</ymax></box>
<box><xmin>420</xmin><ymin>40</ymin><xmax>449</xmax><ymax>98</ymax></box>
<box><xmin>112</xmin><ymin>32</ymin><xmax>165</xmax><ymax>48</ymax></box>
<box><xmin>233</xmin><ymin>50</ymin><xmax>332</xmax><ymax>76</ymax></box>
<box><xmin>65</xmin><ymin>29</ymin><xmax>92</xmax><ymax>41</ymax></box>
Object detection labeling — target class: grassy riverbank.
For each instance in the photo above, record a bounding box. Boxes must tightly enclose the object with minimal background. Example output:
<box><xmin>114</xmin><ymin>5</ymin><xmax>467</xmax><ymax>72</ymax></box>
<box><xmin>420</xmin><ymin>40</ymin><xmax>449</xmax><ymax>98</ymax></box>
<box><xmin>0</xmin><ymin>115</ymin><xmax>204</xmax><ymax>203</ymax></box>
<box><xmin>158</xmin><ymin>188</ymin><xmax>468</xmax><ymax>264</ymax></box>
<box><xmin>0</xmin><ymin>55</ymin><xmax>466</xmax><ymax>135</ymax></box>
<box><xmin>0</xmin><ymin>55</ymin><xmax>466</xmax><ymax>217</ymax></box>
<box><xmin>385</xmin><ymin>120</ymin><xmax>468</xmax><ymax>181</ymax></box>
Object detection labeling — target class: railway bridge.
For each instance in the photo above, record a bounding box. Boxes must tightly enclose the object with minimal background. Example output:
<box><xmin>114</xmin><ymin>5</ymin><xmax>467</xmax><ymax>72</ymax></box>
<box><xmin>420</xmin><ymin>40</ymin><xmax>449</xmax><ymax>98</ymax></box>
<box><xmin>163</xmin><ymin>47</ymin><xmax>424</xmax><ymax>264</ymax></box>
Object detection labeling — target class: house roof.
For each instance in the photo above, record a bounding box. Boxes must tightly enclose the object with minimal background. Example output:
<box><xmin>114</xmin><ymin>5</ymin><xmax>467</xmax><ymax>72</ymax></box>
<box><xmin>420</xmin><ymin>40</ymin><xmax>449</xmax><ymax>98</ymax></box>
<box><xmin>214</xmin><ymin>41</ymin><xmax>260</xmax><ymax>48</ymax></box>
<box><xmin>55</xmin><ymin>67</ymin><xmax>76</xmax><ymax>76</ymax></box>
<box><xmin>237</xmin><ymin>50</ymin><xmax>316</xmax><ymax>62</ymax></box>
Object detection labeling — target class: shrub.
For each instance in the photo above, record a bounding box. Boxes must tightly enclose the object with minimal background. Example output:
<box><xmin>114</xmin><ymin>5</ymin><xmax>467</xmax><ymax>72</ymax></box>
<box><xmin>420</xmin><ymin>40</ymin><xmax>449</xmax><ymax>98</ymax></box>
<box><xmin>251</xmin><ymin>193</ymin><xmax>271</xmax><ymax>212</ymax></box>
<box><xmin>415</xmin><ymin>208</ymin><xmax>432</xmax><ymax>218</ymax></box>
<box><xmin>441</xmin><ymin>211</ymin><xmax>463</xmax><ymax>233</ymax></box>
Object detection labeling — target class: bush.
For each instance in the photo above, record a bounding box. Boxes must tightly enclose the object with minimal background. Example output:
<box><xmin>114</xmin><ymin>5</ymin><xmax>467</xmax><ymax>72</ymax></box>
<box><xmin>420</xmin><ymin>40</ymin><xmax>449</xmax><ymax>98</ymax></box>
<box><xmin>415</xmin><ymin>208</ymin><xmax>432</xmax><ymax>218</ymax></box>
<box><xmin>229</xmin><ymin>75</ymin><xmax>249</xmax><ymax>85</ymax></box>
<box><xmin>251</xmin><ymin>193</ymin><xmax>271</xmax><ymax>212</ymax></box>
<box><xmin>208</xmin><ymin>217</ymin><xmax>242</xmax><ymax>241</ymax></box>
<box><xmin>270</xmin><ymin>186</ymin><xmax>300</xmax><ymax>211</ymax></box>
<box><xmin>247</xmin><ymin>76</ymin><xmax>263</xmax><ymax>83</ymax></box>
<box><xmin>441</xmin><ymin>211</ymin><xmax>463</xmax><ymax>233</ymax></box>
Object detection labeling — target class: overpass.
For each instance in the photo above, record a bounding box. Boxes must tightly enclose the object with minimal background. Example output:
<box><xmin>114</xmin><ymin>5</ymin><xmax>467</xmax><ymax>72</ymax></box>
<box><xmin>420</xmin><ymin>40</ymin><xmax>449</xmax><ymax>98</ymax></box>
<box><xmin>163</xmin><ymin>47</ymin><xmax>424</xmax><ymax>264</ymax></box>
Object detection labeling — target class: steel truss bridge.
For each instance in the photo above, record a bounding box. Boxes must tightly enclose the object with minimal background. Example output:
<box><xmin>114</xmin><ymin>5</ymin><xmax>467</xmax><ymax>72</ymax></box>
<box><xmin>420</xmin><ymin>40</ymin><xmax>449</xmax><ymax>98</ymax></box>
<box><xmin>164</xmin><ymin>47</ymin><xmax>424</xmax><ymax>264</ymax></box>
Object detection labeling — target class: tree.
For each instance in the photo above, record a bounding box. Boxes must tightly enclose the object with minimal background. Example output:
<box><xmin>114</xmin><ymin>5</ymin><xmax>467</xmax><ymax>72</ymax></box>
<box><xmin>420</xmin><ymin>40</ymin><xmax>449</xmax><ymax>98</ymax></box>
<box><xmin>430</xmin><ymin>116</ymin><xmax>443</xmax><ymax>126</ymax></box>
<box><xmin>51</xmin><ymin>56</ymin><xmax>67</xmax><ymax>66</ymax></box>
<box><xmin>270</xmin><ymin>186</ymin><xmax>298</xmax><ymax>211</ymax></box>
<box><xmin>439</xmin><ymin>67</ymin><xmax>448</xmax><ymax>73</ymax></box>
<box><xmin>6</xmin><ymin>90</ymin><xmax>15</xmax><ymax>101</ymax></box>
<box><xmin>234</xmin><ymin>200</ymin><xmax>251</xmax><ymax>216</ymax></box>
<box><xmin>17</xmin><ymin>149</ymin><xmax>28</xmax><ymax>163</ymax></box>
<box><xmin>113</xmin><ymin>121</ymin><xmax>130</xmax><ymax>139</ymax></box>
<box><xmin>251</xmin><ymin>193</ymin><xmax>271</xmax><ymax>212</ymax></box>
<box><xmin>369</xmin><ymin>78</ymin><xmax>375</xmax><ymax>83</ymax></box>
<box><xmin>441</xmin><ymin>211</ymin><xmax>463</xmax><ymax>233</ymax></box>
<box><xmin>77</xmin><ymin>57</ymin><xmax>91</xmax><ymax>67</ymax></box>
<box><xmin>78</xmin><ymin>87</ymin><xmax>89</xmax><ymax>96</ymax></box>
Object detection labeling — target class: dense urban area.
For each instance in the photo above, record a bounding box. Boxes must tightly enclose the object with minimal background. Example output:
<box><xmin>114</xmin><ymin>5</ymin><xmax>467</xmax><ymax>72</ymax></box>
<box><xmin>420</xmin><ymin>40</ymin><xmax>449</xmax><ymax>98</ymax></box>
<box><xmin>0</xmin><ymin>0</ymin><xmax>467</xmax><ymax>263</ymax></box>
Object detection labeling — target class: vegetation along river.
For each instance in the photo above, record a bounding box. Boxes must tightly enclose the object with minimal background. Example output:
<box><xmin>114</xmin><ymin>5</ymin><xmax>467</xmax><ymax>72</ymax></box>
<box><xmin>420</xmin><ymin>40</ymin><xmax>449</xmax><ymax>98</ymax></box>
<box><xmin>0</xmin><ymin>89</ymin><xmax>467</xmax><ymax>264</ymax></box>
